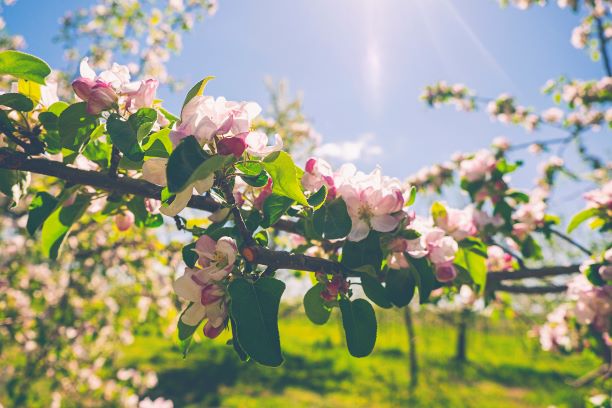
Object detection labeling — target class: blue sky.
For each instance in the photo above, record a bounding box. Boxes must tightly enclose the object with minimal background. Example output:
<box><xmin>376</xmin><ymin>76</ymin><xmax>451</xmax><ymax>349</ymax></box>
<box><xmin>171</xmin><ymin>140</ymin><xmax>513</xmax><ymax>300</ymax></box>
<box><xmin>3</xmin><ymin>0</ymin><xmax>610</xmax><ymax>215</ymax></box>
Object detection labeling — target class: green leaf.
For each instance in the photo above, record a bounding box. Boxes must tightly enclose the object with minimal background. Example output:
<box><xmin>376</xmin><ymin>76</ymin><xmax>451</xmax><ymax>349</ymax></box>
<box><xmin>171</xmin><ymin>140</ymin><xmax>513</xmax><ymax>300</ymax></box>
<box><xmin>181</xmin><ymin>76</ymin><xmax>215</xmax><ymax>115</ymax></box>
<box><xmin>307</xmin><ymin>185</ymin><xmax>327</xmax><ymax>209</ymax></box>
<box><xmin>459</xmin><ymin>237</ymin><xmax>488</xmax><ymax>258</ymax></box>
<box><xmin>26</xmin><ymin>192</ymin><xmax>58</xmax><ymax>236</ymax></box>
<box><xmin>41</xmin><ymin>195</ymin><xmax>90</xmax><ymax>259</ymax></box>
<box><xmin>399</xmin><ymin>229</ymin><xmax>421</xmax><ymax>240</ymax></box>
<box><xmin>177</xmin><ymin>303</ymin><xmax>202</xmax><ymax>357</ymax></box>
<box><xmin>385</xmin><ymin>268</ymin><xmax>416</xmax><ymax>307</ymax></box>
<box><xmin>454</xmin><ymin>247</ymin><xmax>487</xmax><ymax>292</ymax></box>
<box><xmin>0</xmin><ymin>50</ymin><xmax>51</xmax><ymax>84</ymax></box>
<box><xmin>360</xmin><ymin>274</ymin><xmax>392</xmax><ymax>309</ymax></box>
<box><xmin>143</xmin><ymin>128</ymin><xmax>173</xmax><ymax>158</ymax></box>
<box><xmin>341</xmin><ymin>231</ymin><xmax>382</xmax><ymax>271</ymax></box>
<box><xmin>303</xmin><ymin>283</ymin><xmax>332</xmax><ymax>325</ymax></box>
<box><xmin>262</xmin><ymin>151</ymin><xmax>309</xmax><ymax>206</ymax></box>
<box><xmin>567</xmin><ymin>208</ymin><xmax>599</xmax><ymax>233</ymax></box>
<box><xmin>431</xmin><ymin>201</ymin><xmax>447</xmax><ymax>223</ymax></box>
<box><xmin>339</xmin><ymin>298</ymin><xmax>377</xmax><ymax>358</ymax></box>
<box><xmin>409</xmin><ymin>255</ymin><xmax>436</xmax><ymax>303</ymax></box>
<box><xmin>106</xmin><ymin>113</ymin><xmax>145</xmax><ymax>162</ymax></box>
<box><xmin>240</xmin><ymin>170</ymin><xmax>269</xmax><ymax>187</ymax></box>
<box><xmin>235</xmin><ymin>161</ymin><xmax>263</xmax><ymax>176</ymax></box>
<box><xmin>506</xmin><ymin>190</ymin><xmax>530</xmax><ymax>203</ymax></box>
<box><xmin>406</xmin><ymin>186</ymin><xmax>417</xmax><ymax>206</ymax></box>
<box><xmin>0</xmin><ymin>93</ymin><xmax>34</xmax><ymax>111</ymax></box>
<box><xmin>166</xmin><ymin>136</ymin><xmax>232</xmax><ymax>193</ymax></box>
<box><xmin>262</xmin><ymin>194</ymin><xmax>294</xmax><ymax>228</ymax></box>
<box><xmin>0</xmin><ymin>169</ymin><xmax>29</xmax><ymax>207</ymax></box>
<box><xmin>58</xmin><ymin>102</ymin><xmax>98</xmax><ymax>153</ymax></box>
<box><xmin>230</xmin><ymin>318</ymin><xmax>249</xmax><ymax>362</ymax></box>
<box><xmin>312</xmin><ymin>198</ymin><xmax>352</xmax><ymax>240</ymax></box>
<box><xmin>229</xmin><ymin>277</ymin><xmax>285</xmax><ymax>367</ymax></box>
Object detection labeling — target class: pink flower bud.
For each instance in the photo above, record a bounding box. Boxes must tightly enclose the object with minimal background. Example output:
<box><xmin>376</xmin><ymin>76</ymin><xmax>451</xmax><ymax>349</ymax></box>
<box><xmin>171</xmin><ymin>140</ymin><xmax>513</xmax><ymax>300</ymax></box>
<box><xmin>144</xmin><ymin>198</ymin><xmax>161</xmax><ymax>214</ymax></box>
<box><xmin>115</xmin><ymin>211</ymin><xmax>135</xmax><ymax>231</ymax></box>
<box><xmin>200</xmin><ymin>284</ymin><xmax>224</xmax><ymax>306</ymax></box>
<box><xmin>203</xmin><ymin>321</ymin><xmax>225</xmax><ymax>339</ymax></box>
<box><xmin>126</xmin><ymin>79</ymin><xmax>158</xmax><ymax>111</ymax></box>
<box><xmin>217</xmin><ymin>136</ymin><xmax>247</xmax><ymax>157</ymax></box>
<box><xmin>435</xmin><ymin>263</ymin><xmax>457</xmax><ymax>283</ymax></box>
<box><xmin>253</xmin><ymin>178</ymin><xmax>273</xmax><ymax>210</ymax></box>
<box><xmin>87</xmin><ymin>83</ymin><xmax>118</xmax><ymax>115</ymax></box>
<box><xmin>72</xmin><ymin>77</ymin><xmax>97</xmax><ymax>101</ymax></box>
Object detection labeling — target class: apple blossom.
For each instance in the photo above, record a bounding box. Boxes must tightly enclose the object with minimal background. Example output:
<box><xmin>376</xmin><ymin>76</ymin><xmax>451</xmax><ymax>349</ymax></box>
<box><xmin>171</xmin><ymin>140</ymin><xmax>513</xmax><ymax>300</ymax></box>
<box><xmin>486</xmin><ymin>245</ymin><xmax>514</xmax><ymax>272</ymax></box>
<box><xmin>301</xmin><ymin>157</ymin><xmax>337</xmax><ymax>199</ymax></box>
<box><xmin>458</xmin><ymin>149</ymin><xmax>497</xmax><ymax>182</ymax></box>
<box><xmin>124</xmin><ymin>78</ymin><xmax>159</xmax><ymax>112</ymax></box>
<box><xmin>337</xmin><ymin>167</ymin><xmax>404</xmax><ymax>242</ymax></box>
<box><xmin>434</xmin><ymin>205</ymin><xmax>477</xmax><ymax>241</ymax></box>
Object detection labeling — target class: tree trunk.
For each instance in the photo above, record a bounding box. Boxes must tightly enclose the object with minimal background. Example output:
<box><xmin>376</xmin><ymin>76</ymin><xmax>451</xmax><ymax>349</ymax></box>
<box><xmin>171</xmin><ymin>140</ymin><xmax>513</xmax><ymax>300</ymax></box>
<box><xmin>455</xmin><ymin>309</ymin><xmax>469</xmax><ymax>363</ymax></box>
<box><xmin>403</xmin><ymin>307</ymin><xmax>419</xmax><ymax>388</ymax></box>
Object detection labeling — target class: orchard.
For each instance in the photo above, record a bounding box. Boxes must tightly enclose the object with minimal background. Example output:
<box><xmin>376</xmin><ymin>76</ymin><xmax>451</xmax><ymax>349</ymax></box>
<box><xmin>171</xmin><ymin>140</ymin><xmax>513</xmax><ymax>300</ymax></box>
<box><xmin>0</xmin><ymin>1</ymin><xmax>610</xmax><ymax>407</ymax></box>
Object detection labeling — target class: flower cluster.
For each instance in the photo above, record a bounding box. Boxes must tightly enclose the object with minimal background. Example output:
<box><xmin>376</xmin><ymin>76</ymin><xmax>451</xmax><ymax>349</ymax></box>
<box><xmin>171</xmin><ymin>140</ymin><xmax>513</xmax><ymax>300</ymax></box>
<box><xmin>173</xmin><ymin>236</ymin><xmax>237</xmax><ymax>338</ymax></box>
<box><xmin>486</xmin><ymin>245</ymin><xmax>515</xmax><ymax>272</ymax></box>
<box><xmin>387</xmin><ymin>215</ymin><xmax>460</xmax><ymax>283</ymax></box>
<box><xmin>420</xmin><ymin>81</ymin><xmax>475</xmax><ymax>111</ymax></box>
<box><xmin>406</xmin><ymin>162</ymin><xmax>455</xmax><ymax>193</ymax></box>
<box><xmin>315</xmin><ymin>272</ymin><xmax>350</xmax><ymax>301</ymax></box>
<box><xmin>487</xmin><ymin>94</ymin><xmax>540</xmax><ymax>131</ymax></box>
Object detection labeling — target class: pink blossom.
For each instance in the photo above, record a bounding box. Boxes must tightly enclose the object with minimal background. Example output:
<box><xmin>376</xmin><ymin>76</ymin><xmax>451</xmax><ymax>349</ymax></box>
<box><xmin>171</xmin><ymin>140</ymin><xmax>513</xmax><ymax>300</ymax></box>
<box><xmin>124</xmin><ymin>78</ymin><xmax>158</xmax><ymax>112</ymax></box>
<box><xmin>301</xmin><ymin>157</ymin><xmax>337</xmax><ymax>199</ymax></box>
<box><xmin>434</xmin><ymin>263</ymin><xmax>457</xmax><ymax>283</ymax></box>
<box><xmin>486</xmin><ymin>245</ymin><xmax>514</xmax><ymax>272</ymax></box>
<box><xmin>170</xmin><ymin>95</ymin><xmax>261</xmax><ymax>146</ymax></box>
<box><xmin>337</xmin><ymin>167</ymin><xmax>404</xmax><ymax>241</ymax></box>
<box><xmin>114</xmin><ymin>211</ymin><xmax>135</xmax><ymax>231</ymax></box>
<box><xmin>245</xmin><ymin>131</ymin><xmax>283</xmax><ymax>158</ymax></box>
<box><xmin>434</xmin><ymin>206</ymin><xmax>477</xmax><ymax>241</ymax></box>
<box><xmin>253</xmin><ymin>178</ymin><xmax>273</xmax><ymax>210</ymax></box>
<box><xmin>492</xmin><ymin>136</ymin><xmax>510</xmax><ymax>151</ymax></box>
<box><xmin>144</xmin><ymin>198</ymin><xmax>161</xmax><ymax>214</ymax></box>
<box><xmin>583</xmin><ymin>181</ymin><xmax>612</xmax><ymax>210</ymax></box>
<box><xmin>194</xmin><ymin>236</ymin><xmax>238</xmax><ymax>279</ymax></box>
<box><xmin>458</xmin><ymin>149</ymin><xmax>497</xmax><ymax>182</ymax></box>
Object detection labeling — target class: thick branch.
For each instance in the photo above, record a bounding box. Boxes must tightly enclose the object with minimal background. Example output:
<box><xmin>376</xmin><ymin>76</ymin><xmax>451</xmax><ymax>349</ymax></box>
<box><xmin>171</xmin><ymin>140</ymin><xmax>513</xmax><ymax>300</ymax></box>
<box><xmin>490</xmin><ymin>284</ymin><xmax>567</xmax><ymax>294</ymax></box>
<box><xmin>487</xmin><ymin>264</ymin><xmax>579</xmax><ymax>282</ymax></box>
<box><xmin>242</xmin><ymin>245</ymin><xmax>348</xmax><ymax>275</ymax></box>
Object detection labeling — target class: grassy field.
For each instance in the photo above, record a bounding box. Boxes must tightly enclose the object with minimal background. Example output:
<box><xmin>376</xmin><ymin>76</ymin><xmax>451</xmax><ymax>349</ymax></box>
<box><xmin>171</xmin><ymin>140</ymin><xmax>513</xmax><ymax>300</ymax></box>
<box><xmin>123</xmin><ymin>307</ymin><xmax>603</xmax><ymax>408</ymax></box>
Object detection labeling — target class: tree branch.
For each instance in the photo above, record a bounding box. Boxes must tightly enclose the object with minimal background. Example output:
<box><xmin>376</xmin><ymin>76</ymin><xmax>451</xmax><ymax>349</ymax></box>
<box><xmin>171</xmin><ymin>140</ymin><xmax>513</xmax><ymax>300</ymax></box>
<box><xmin>489</xmin><ymin>283</ymin><xmax>567</xmax><ymax>294</ymax></box>
<box><xmin>549</xmin><ymin>228</ymin><xmax>592</xmax><ymax>256</ymax></box>
<box><xmin>595</xmin><ymin>16</ymin><xmax>612</xmax><ymax>77</ymax></box>
<box><xmin>487</xmin><ymin>264</ymin><xmax>579</xmax><ymax>282</ymax></box>
<box><xmin>242</xmin><ymin>245</ymin><xmax>348</xmax><ymax>275</ymax></box>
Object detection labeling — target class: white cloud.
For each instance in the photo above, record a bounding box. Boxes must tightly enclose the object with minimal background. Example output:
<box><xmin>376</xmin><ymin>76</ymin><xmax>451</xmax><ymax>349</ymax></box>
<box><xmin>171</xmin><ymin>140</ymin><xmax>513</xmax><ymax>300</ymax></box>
<box><xmin>315</xmin><ymin>133</ymin><xmax>383</xmax><ymax>162</ymax></box>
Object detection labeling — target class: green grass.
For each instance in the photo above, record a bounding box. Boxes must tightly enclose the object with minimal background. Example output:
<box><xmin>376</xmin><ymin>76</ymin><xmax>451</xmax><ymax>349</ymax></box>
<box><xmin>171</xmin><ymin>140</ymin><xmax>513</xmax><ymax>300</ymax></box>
<box><xmin>122</xmin><ymin>308</ymin><xmax>602</xmax><ymax>408</ymax></box>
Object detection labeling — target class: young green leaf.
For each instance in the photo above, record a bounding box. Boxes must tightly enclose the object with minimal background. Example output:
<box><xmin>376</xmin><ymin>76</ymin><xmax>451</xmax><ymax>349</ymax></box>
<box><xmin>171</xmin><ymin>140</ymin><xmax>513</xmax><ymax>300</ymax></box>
<box><xmin>453</xmin><ymin>247</ymin><xmax>487</xmax><ymax>293</ymax></box>
<box><xmin>262</xmin><ymin>151</ymin><xmax>309</xmax><ymax>206</ymax></box>
<box><xmin>567</xmin><ymin>208</ymin><xmax>599</xmax><ymax>233</ymax></box>
<box><xmin>339</xmin><ymin>298</ymin><xmax>377</xmax><ymax>358</ymax></box>
<box><xmin>0</xmin><ymin>50</ymin><xmax>51</xmax><ymax>84</ymax></box>
<box><xmin>58</xmin><ymin>102</ymin><xmax>98</xmax><ymax>154</ymax></box>
<box><xmin>181</xmin><ymin>76</ymin><xmax>215</xmax><ymax>114</ymax></box>
<box><xmin>41</xmin><ymin>195</ymin><xmax>90</xmax><ymax>259</ymax></box>
<box><xmin>307</xmin><ymin>185</ymin><xmax>327</xmax><ymax>209</ymax></box>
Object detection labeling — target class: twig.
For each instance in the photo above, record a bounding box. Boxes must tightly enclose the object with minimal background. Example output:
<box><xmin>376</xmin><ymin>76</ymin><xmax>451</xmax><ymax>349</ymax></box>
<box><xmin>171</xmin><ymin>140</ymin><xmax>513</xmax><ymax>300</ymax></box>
<box><xmin>549</xmin><ymin>228</ymin><xmax>592</xmax><ymax>256</ymax></box>
<box><xmin>487</xmin><ymin>264</ymin><xmax>579</xmax><ymax>282</ymax></box>
<box><xmin>595</xmin><ymin>16</ymin><xmax>612</xmax><ymax>77</ymax></box>
<box><xmin>108</xmin><ymin>146</ymin><xmax>121</xmax><ymax>178</ymax></box>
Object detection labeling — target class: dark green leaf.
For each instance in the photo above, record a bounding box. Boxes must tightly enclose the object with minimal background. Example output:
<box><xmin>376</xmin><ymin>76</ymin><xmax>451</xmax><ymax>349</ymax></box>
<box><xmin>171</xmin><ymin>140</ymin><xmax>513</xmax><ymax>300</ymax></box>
<box><xmin>360</xmin><ymin>274</ymin><xmax>392</xmax><ymax>309</ymax></box>
<box><xmin>307</xmin><ymin>185</ymin><xmax>327</xmax><ymax>209</ymax></box>
<box><xmin>235</xmin><ymin>161</ymin><xmax>263</xmax><ymax>176</ymax></box>
<box><xmin>240</xmin><ymin>170</ymin><xmax>269</xmax><ymax>187</ymax></box>
<box><xmin>26</xmin><ymin>192</ymin><xmax>58</xmax><ymax>236</ymax></box>
<box><xmin>313</xmin><ymin>198</ymin><xmax>352</xmax><ymax>240</ymax></box>
<box><xmin>58</xmin><ymin>102</ymin><xmax>98</xmax><ymax>153</ymax></box>
<box><xmin>106</xmin><ymin>113</ymin><xmax>145</xmax><ymax>162</ymax></box>
<box><xmin>341</xmin><ymin>231</ymin><xmax>382</xmax><ymax>271</ymax></box>
<box><xmin>229</xmin><ymin>277</ymin><xmax>285</xmax><ymax>367</ymax></box>
<box><xmin>0</xmin><ymin>93</ymin><xmax>34</xmax><ymax>111</ymax></box>
<box><xmin>182</xmin><ymin>243</ymin><xmax>198</xmax><ymax>268</ymax></box>
<box><xmin>0</xmin><ymin>169</ymin><xmax>29</xmax><ymax>207</ymax></box>
<box><xmin>166</xmin><ymin>136</ymin><xmax>232</xmax><ymax>193</ymax></box>
<box><xmin>262</xmin><ymin>194</ymin><xmax>294</xmax><ymax>228</ymax></box>
<box><xmin>303</xmin><ymin>283</ymin><xmax>332</xmax><ymax>325</ymax></box>
<box><xmin>339</xmin><ymin>298</ymin><xmax>377</xmax><ymax>358</ymax></box>
<box><xmin>384</xmin><ymin>268</ymin><xmax>416</xmax><ymax>307</ymax></box>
